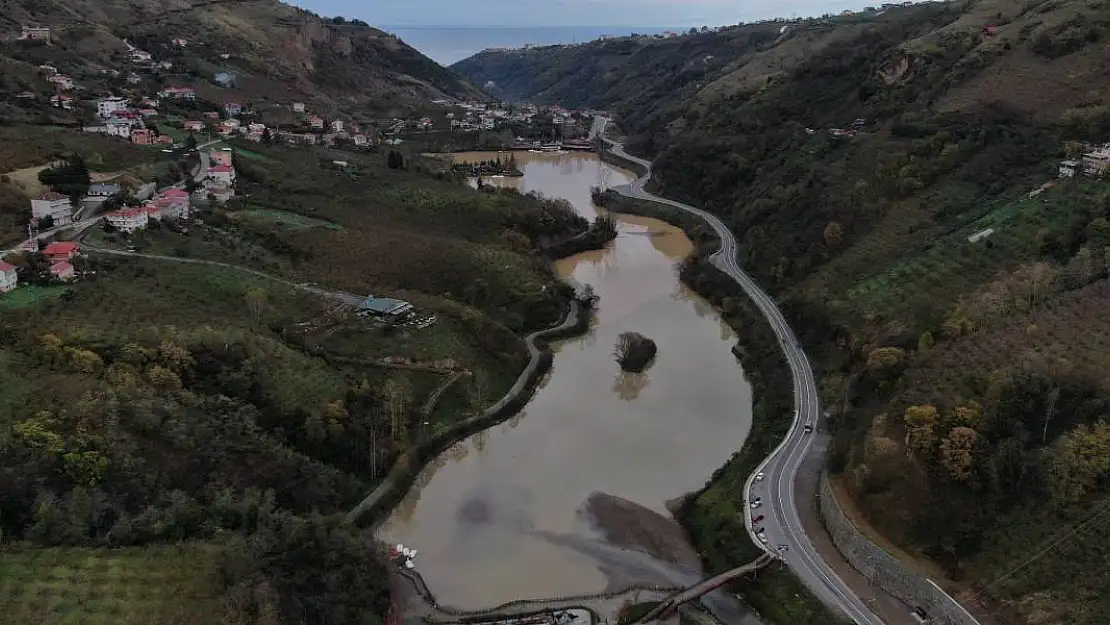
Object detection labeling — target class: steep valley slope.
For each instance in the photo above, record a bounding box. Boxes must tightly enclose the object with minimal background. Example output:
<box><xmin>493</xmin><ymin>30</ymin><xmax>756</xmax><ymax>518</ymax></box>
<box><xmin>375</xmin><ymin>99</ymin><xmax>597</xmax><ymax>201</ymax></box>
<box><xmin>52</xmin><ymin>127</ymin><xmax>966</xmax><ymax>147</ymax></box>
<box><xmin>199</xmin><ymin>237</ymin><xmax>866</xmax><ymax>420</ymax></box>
<box><xmin>458</xmin><ymin>1</ymin><xmax>1110</xmax><ymax>623</ymax></box>
<box><xmin>0</xmin><ymin>0</ymin><xmax>486</xmax><ymax>118</ymax></box>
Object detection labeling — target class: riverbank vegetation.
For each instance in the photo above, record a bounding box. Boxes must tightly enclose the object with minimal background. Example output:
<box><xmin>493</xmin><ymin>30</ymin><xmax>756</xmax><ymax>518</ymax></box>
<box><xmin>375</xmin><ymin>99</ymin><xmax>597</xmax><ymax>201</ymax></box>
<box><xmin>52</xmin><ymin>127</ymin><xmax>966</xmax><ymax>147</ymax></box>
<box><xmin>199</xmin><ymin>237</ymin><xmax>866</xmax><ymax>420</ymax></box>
<box><xmin>0</xmin><ymin>137</ymin><xmax>590</xmax><ymax>623</ymax></box>
<box><xmin>614</xmin><ymin>331</ymin><xmax>657</xmax><ymax>373</ymax></box>
<box><xmin>505</xmin><ymin>0</ymin><xmax>1110</xmax><ymax>619</ymax></box>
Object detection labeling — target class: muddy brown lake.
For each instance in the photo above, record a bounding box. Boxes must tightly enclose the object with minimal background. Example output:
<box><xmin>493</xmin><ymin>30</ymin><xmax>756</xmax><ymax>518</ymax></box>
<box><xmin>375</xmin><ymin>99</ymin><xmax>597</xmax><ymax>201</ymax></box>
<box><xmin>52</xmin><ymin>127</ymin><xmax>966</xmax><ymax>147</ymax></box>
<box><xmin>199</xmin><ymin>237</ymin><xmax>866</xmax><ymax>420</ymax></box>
<box><xmin>379</xmin><ymin>152</ymin><xmax>755</xmax><ymax>616</ymax></box>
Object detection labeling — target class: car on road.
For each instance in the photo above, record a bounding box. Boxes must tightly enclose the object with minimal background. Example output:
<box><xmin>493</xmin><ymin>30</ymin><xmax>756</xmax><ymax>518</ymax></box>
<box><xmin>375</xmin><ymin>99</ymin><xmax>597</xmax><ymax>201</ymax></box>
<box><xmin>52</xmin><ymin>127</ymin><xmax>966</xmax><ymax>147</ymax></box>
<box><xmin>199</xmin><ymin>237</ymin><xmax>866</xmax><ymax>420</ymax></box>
<box><xmin>755</xmin><ymin>471</ymin><xmax>765</xmax><ymax>481</ymax></box>
<box><xmin>803</xmin><ymin>424</ymin><xmax>814</xmax><ymax>433</ymax></box>
<box><xmin>749</xmin><ymin>497</ymin><xmax>762</xmax><ymax>509</ymax></box>
<box><xmin>778</xmin><ymin>544</ymin><xmax>789</xmax><ymax>552</ymax></box>
<box><xmin>758</xmin><ymin>533</ymin><xmax>768</xmax><ymax>544</ymax></box>
<box><xmin>752</xmin><ymin>514</ymin><xmax>764</xmax><ymax>524</ymax></box>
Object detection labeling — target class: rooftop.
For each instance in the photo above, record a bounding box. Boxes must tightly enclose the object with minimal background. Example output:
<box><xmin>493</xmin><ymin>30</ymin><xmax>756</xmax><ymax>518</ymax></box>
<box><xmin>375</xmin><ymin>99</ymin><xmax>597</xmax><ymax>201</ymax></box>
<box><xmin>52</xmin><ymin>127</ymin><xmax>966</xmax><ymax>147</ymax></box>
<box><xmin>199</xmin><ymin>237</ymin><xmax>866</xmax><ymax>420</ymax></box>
<box><xmin>359</xmin><ymin>296</ymin><xmax>414</xmax><ymax>316</ymax></box>
<box><xmin>43</xmin><ymin>242</ymin><xmax>79</xmax><ymax>255</ymax></box>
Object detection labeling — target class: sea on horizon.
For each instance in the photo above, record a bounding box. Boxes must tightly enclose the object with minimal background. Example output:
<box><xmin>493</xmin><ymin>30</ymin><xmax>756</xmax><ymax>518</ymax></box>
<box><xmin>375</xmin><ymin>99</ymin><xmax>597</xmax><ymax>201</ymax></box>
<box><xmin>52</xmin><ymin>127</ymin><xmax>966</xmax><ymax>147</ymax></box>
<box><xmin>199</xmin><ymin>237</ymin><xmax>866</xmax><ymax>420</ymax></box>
<box><xmin>382</xmin><ymin>25</ymin><xmax>679</xmax><ymax>66</ymax></box>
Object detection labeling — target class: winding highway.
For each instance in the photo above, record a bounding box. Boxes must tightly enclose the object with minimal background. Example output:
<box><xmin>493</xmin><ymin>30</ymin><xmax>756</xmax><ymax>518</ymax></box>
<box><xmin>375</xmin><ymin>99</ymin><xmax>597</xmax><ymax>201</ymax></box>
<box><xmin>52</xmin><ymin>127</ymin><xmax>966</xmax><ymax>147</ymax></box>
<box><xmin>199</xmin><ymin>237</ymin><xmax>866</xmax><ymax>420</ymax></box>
<box><xmin>593</xmin><ymin>117</ymin><xmax>884</xmax><ymax>625</ymax></box>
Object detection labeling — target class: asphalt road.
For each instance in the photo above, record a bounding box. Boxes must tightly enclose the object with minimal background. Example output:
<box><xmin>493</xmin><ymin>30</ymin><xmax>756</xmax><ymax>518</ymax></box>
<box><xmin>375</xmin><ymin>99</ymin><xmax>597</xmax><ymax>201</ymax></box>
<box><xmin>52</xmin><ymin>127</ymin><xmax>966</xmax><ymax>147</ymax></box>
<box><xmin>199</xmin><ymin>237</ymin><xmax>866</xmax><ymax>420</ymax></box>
<box><xmin>595</xmin><ymin>118</ymin><xmax>884</xmax><ymax>625</ymax></box>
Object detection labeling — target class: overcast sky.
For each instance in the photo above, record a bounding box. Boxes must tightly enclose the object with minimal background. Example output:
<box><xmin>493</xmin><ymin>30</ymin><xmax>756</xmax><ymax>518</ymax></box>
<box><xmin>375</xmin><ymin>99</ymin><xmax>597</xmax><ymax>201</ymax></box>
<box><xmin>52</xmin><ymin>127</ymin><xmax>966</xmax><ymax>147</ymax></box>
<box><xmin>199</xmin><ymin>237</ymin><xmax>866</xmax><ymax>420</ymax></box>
<box><xmin>291</xmin><ymin>0</ymin><xmax>882</xmax><ymax>27</ymax></box>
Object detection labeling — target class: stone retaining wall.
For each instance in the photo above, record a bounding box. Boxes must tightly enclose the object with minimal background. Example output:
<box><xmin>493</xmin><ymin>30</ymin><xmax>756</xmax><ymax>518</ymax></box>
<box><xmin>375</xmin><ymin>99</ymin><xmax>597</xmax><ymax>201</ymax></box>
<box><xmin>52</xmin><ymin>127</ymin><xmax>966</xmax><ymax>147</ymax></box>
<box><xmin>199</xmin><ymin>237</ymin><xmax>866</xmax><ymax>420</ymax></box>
<box><xmin>818</xmin><ymin>473</ymin><xmax>980</xmax><ymax>625</ymax></box>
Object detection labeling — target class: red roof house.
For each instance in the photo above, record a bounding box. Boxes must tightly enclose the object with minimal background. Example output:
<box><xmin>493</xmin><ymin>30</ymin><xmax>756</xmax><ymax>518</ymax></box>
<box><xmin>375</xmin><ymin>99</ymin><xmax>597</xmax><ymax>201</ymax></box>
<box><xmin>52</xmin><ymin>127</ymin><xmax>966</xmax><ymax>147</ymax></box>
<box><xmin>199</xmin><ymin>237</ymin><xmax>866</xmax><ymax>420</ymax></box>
<box><xmin>49</xmin><ymin>261</ymin><xmax>75</xmax><ymax>281</ymax></box>
<box><xmin>42</xmin><ymin>241</ymin><xmax>79</xmax><ymax>262</ymax></box>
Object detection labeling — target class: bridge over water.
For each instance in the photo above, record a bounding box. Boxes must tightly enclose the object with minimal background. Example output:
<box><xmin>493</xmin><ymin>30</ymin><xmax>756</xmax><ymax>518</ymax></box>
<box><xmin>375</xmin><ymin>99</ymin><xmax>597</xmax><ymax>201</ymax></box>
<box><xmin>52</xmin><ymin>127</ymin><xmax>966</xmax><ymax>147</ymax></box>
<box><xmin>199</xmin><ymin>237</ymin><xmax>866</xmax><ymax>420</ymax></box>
<box><xmin>637</xmin><ymin>553</ymin><xmax>776</xmax><ymax>622</ymax></box>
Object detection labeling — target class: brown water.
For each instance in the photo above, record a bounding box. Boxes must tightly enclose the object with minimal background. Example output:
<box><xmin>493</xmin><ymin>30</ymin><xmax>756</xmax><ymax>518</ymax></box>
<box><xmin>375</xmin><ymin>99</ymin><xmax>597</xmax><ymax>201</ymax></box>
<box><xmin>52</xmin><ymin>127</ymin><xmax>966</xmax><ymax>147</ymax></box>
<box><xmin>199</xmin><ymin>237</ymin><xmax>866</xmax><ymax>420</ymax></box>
<box><xmin>379</xmin><ymin>152</ymin><xmax>753</xmax><ymax>611</ymax></box>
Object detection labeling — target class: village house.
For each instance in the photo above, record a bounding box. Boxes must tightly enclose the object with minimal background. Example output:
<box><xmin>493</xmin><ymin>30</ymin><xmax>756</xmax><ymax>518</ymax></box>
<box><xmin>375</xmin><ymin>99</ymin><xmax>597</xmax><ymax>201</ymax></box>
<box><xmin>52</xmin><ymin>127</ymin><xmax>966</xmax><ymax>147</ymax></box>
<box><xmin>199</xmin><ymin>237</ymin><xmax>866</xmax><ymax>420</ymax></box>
<box><xmin>126</xmin><ymin>72</ymin><xmax>142</xmax><ymax>85</ymax></box>
<box><xmin>50</xmin><ymin>94</ymin><xmax>74</xmax><ymax>109</ymax></box>
<box><xmin>131</xmin><ymin>128</ymin><xmax>154</xmax><ymax>145</ymax></box>
<box><xmin>38</xmin><ymin>64</ymin><xmax>57</xmax><ymax>76</ymax></box>
<box><xmin>47</xmin><ymin>74</ymin><xmax>74</xmax><ymax>90</ymax></box>
<box><xmin>159</xmin><ymin>86</ymin><xmax>196</xmax><ymax>100</ymax></box>
<box><xmin>0</xmin><ymin>261</ymin><xmax>18</xmax><ymax>293</ymax></box>
<box><xmin>206</xmin><ymin>164</ymin><xmax>235</xmax><ymax>184</ymax></box>
<box><xmin>88</xmin><ymin>183</ymin><xmax>121</xmax><ymax>197</ymax></box>
<box><xmin>246</xmin><ymin>130</ymin><xmax>264</xmax><ymax>142</ymax></box>
<box><xmin>42</xmin><ymin>241</ymin><xmax>79</xmax><ymax>263</ymax></box>
<box><xmin>49</xmin><ymin>261</ymin><xmax>75</xmax><ymax>282</ymax></box>
<box><xmin>21</xmin><ymin>25</ymin><xmax>52</xmax><ymax>42</ymax></box>
<box><xmin>218</xmin><ymin>120</ymin><xmax>239</xmax><ymax>135</ymax></box>
<box><xmin>154</xmin><ymin>189</ymin><xmax>191</xmax><ymax>220</ymax></box>
<box><xmin>184</xmin><ymin>120</ymin><xmax>205</xmax><ymax>132</ymax></box>
<box><xmin>203</xmin><ymin>111</ymin><xmax>220</xmax><ymax>120</ymax></box>
<box><xmin>209</xmin><ymin>150</ymin><xmax>233</xmax><ymax>167</ymax></box>
<box><xmin>292</xmin><ymin>102</ymin><xmax>306</xmax><ymax>113</ymax></box>
<box><xmin>139</xmin><ymin>108</ymin><xmax>158</xmax><ymax>117</ymax></box>
<box><xmin>1082</xmin><ymin>147</ymin><xmax>1110</xmax><ymax>176</ymax></box>
<box><xmin>330</xmin><ymin>119</ymin><xmax>345</xmax><ymax>132</ymax></box>
<box><xmin>247</xmin><ymin>123</ymin><xmax>266</xmax><ymax>134</ymax></box>
<box><xmin>97</xmin><ymin>96</ymin><xmax>129</xmax><ymax>118</ymax></box>
<box><xmin>130</xmin><ymin>49</ymin><xmax>153</xmax><ymax>63</ymax></box>
<box><xmin>201</xmin><ymin>180</ymin><xmax>235</xmax><ymax>202</ymax></box>
<box><xmin>31</xmin><ymin>192</ymin><xmax>73</xmax><ymax>227</ymax></box>
<box><xmin>353</xmin><ymin>134</ymin><xmax>368</xmax><ymax>147</ymax></box>
<box><xmin>172</xmin><ymin>37</ymin><xmax>188</xmax><ymax>47</ymax></box>
<box><xmin>215</xmin><ymin>72</ymin><xmax>235</xmax><ymax>88</ymax></box>
<box><xmin>308</xmin><ymin>115</ymin><xmax>324</xmax><ymax>129</ymax></box>
<box><xmin>105</xmin><ymin>206</ymin><xmax>155</xmax><ymax>233</ymax></box>
<box><xmin>223</xmin><ymin>101</ymin><xmax>242</xmax><ymax>116</ymax></box>
<box><xmin>1059</xmin><ymin>160</ymin><xmax>1079</xmax><ymax>178</ymax></box>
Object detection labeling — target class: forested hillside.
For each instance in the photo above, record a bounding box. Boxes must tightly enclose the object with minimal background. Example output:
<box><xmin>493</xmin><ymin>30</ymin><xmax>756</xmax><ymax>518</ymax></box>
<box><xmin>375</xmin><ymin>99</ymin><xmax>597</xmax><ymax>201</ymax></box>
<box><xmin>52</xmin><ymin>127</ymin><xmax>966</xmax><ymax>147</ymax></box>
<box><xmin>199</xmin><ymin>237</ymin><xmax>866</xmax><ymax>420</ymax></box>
<box><xmin>0</xmin><ymin>132</ymin><xmax>587</xmax><ymax>624</ymax></box>
<box><xmin>468</xmin><ymin>1</ymin><xmax>1110</xmax><ymax>623</ymax></box>
<box><xmin>0</xmin><ymin>0</ymin><xmax>485</xmax><ymax>117</ymax></box>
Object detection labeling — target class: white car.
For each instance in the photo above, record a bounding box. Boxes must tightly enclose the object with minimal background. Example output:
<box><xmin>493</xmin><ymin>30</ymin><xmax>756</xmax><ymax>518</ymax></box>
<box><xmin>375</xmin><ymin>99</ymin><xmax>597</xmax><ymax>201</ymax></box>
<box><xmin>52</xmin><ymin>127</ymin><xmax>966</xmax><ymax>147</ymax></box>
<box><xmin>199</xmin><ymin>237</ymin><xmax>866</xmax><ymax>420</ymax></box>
<box><xmin>749</xmin><ymin>498</ymin><xmax>762</xmax><ymax>509</ymax></box>
<box><xmin>758</xmin><ymin>533</ymin><xmax>768</xmax><ymax>544</ymax></box>
<box><xmin>755</xmin><ymin>471</ymin><xmax>765</xmax><ymax>481</ymax></box>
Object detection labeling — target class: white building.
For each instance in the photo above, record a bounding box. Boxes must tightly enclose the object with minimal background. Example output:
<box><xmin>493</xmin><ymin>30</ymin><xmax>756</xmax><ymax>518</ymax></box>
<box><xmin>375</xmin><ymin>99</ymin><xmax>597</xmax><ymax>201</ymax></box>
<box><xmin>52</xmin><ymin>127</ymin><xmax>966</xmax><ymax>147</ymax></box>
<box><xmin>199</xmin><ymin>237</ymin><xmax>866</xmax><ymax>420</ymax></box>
<box><xmin>97</xmin><ymin>96</ymin><xmax>129</xmax><ymax>119</ymax></box>
<box><xmin>206</xmin><ymin>164</ymin><xmax>236</xmax><ymax>184</ymax></box>
<box><xmin>31</xmin><ymin>191</ymin><xmax>73</xmax><ymax>227</ymax></box>
<box><xmin>104</xmin><ymin>207</ymin><xmax>152</xmax><ymax>233</ymax></box>
<box><xmin>0</xmin><ymin>261</ymin><xmax>17</xmax><ymax>293</ymax></box>
<box><xmin>1059</xmin><ymin>160</ymin><xmax>1079</xmax><ymax>178</ymax></box>
<box><xmin>292</xmin><ymin>102</ymin><xmax>306</xmax><ymax>113</ymax></box>
<box><xmin>330</xmin><ymin>119</ymin><xmax>344</xmax><ymax>132</ymax></box>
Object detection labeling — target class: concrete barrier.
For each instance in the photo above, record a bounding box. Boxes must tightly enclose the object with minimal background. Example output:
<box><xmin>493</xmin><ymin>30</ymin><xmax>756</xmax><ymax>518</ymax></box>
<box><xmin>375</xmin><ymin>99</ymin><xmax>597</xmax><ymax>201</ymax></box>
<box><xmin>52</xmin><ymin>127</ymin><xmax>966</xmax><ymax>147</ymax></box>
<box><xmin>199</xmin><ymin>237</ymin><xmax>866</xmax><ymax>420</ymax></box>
<box><xmin>818</xmin><ymin>473</ymin><xmax>981</xmax><ymax>625</ymax></box>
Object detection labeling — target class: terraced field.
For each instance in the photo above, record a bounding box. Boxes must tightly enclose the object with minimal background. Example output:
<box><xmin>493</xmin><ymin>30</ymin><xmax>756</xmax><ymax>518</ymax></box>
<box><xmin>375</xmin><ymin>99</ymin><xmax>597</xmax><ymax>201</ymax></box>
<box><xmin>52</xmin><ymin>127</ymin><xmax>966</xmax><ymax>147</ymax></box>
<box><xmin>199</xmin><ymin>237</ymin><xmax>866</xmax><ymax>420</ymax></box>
<box><xmin>0</xmin><ymin>544</ymin><xmax>224</xmax><ymax>625</ymax></box>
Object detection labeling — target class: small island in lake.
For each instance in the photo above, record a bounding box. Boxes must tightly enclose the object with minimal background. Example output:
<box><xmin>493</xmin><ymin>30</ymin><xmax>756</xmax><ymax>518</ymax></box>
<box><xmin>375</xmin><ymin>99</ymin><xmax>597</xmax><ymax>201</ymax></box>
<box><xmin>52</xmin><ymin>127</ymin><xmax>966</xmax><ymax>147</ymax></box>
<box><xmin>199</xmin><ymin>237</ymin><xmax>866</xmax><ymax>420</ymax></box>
<box><xmin>614</xmin><ymin>331</ymin><xmax>657</xmax><ymax>373</ymax></box>
<box><xmin>453</xmin><ymin>154</ymin><xmax>523</xmax><ymax>178</ymax></box>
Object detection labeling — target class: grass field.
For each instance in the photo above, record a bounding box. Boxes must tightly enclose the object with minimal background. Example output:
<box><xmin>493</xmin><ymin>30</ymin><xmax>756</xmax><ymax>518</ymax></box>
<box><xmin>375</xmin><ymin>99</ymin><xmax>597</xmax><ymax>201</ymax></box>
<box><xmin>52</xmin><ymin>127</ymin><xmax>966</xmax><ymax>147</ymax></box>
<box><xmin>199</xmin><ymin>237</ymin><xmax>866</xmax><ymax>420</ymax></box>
<box><xmin>0</xmin><ymin>544</ymin><xmax>224</xmax><ymax>625</ymax></box>
<box><xmin>3</xmin><ymin>164</ymin><xmax>47</xmax><ymax>196</ymax></box>
<box><xmin>0</xmin><ymin>284</ymin><xmax>71</xmax><ymax>309</ymax></box>
<box><xmin>233</xmin><ymin>208</ymin><xmax>343</xmax><ymax>231</ymax></box>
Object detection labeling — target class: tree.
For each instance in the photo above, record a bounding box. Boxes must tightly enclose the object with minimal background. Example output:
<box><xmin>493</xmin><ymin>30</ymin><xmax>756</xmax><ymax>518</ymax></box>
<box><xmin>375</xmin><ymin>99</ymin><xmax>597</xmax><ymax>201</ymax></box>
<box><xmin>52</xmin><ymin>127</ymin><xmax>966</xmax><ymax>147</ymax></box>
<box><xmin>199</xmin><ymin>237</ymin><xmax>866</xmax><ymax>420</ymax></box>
<box><xmin>185</xmin><ymin>134</ymin><xmax>198</xmax><ymax>151</ymax></box>
<box><xmin>823</xmin><ymin>221</ymin><xmax>844</xmax><ymax>247</ymax></box>
<box><xmin>904</xmin><ymin>404</ymin><xmax>939</xmax><ymax>458</ymax></box>
<box><xmin>245</xmin><ymin>287</ymin><xmax>268</xmax><ymax>325</ymax></box>
<box><xmin>387</xmin><ymin>150</ymin><xmax>404</xmax><ymax>170</ymax></box>
<box><xmin>917</xmin><ymin>331</ymin><xmax>935</xmax><ymax>352</ymax></box>
<box><xmin>939</xmin><ymin>427</ymin><xmax>978</xmax><ymax>482</ymax></box>
<box><xmin>613</xmin><ymin>331</ymin><xmax>657</xmax><ymax>372</ymax></box>
<box><xmin>866</xmin><ymin>346</ymin><xmax>905</xmax><ymax>371</ymax></box>
<box><xmin>1049</xmin><ymin>421</ymin><xmax>1110</xmax><ymax>503</ymax></box>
